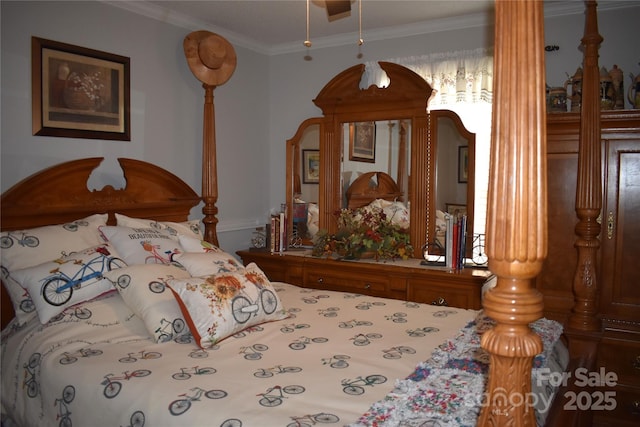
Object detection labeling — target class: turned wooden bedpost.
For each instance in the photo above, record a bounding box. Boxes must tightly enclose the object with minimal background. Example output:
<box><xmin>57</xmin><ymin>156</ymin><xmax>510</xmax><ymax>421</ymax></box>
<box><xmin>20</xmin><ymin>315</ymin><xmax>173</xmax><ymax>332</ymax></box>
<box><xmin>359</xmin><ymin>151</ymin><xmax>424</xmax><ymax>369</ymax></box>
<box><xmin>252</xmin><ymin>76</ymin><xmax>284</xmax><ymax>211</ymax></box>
<box><xmin>183</xmin><ymin>31</ymin><xmax>236</xmax><ymax>247</ymax></box>
<box><xmin>478</xmin><ymin>1</ymin><xmax>547</xmax><ymax>426</ymax></box>
<box><xmin>202</xmin><ymin>83</ymin><xmax>220</xmax><ymax>247</ymax></box>
<box><xmin>568</xmin><ymin>0</ymin><xmax>602</xmax><ymax>335</ymax></box>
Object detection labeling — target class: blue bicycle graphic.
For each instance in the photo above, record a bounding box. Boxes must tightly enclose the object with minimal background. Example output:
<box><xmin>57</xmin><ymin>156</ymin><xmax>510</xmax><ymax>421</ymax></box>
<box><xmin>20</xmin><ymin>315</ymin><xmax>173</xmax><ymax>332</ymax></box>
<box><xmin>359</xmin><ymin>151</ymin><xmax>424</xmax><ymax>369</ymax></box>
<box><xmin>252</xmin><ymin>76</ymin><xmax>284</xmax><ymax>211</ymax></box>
<box><xmin>1</xmin><ymin>231</ymin><xmax>39</xmax><ymax>249</ymax></box>
<box><xmin>41</xmin><ymin>246</ymin><xmax>126</xmax><ymax>306</ymax></box>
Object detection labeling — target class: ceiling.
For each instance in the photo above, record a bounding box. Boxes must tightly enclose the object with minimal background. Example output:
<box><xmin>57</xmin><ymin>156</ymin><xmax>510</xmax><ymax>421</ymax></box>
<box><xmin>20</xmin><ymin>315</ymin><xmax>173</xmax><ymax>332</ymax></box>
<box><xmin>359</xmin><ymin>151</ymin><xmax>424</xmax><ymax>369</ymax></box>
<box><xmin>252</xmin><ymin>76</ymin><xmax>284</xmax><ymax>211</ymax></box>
<box><xmin>122</xmin><ymin>0</ymin><xmax>496</xmax><ymax>53</ymax></box>
<box><xmin>115</xmin><ymin>1</ymin><xmax>625</xmax><ymax>55</ymax></box>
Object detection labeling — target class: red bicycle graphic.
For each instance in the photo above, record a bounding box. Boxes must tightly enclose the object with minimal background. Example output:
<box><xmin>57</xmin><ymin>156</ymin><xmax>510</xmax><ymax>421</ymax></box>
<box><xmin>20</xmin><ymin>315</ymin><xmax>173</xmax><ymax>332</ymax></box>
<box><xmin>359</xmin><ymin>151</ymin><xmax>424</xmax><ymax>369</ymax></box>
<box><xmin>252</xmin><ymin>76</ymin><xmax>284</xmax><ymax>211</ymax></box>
<box><xmin>102</xmin><ymin>370</ymin><xmax>151</xmax><ymax>398</ymax></box>
<box><xmin>287</xmin><ymin>412</ymin><xmax>339</xmax><ymax>426</ymax></box>
<box><xmin>257</xmin><ymin>385</ymin><xmax>305</xmax><ymax>407</ymax></box>
<box><xmin>169</xmin><ymin>387</ymin><xmax>227</xmax><ymax>416</ymax></box>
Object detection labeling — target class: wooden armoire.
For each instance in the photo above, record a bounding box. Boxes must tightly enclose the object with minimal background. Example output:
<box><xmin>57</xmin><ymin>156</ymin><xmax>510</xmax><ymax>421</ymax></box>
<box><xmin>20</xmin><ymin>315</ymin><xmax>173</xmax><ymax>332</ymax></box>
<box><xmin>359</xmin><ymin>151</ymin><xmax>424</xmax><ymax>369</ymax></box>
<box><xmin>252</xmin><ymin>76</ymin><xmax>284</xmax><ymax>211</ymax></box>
<box><xmin>537</xmin><ymin>109</ymin><xmax>640</xmax><ymax>426</ymax></box>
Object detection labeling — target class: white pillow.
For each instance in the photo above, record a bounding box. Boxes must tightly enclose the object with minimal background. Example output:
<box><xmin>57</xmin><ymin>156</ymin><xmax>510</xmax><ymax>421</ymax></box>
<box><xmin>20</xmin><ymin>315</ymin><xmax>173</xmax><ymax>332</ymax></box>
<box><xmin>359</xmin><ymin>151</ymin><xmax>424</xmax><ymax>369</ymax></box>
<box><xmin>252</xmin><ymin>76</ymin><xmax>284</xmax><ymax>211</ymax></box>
<box><xmin>167</xmin><ymin>263</ymin><xmax>288</xmax><ymax>348</ymax></box>
<box><xmin>103</xmin><ymin>264</ymin><xmax>191</xmax><ymax>342</ymax></box>
<box><xmin>115</xmin><ymin>213</ymin><xmax>202</xmax><ymax>241</ymax></box>
<box><xmin>1</xmin><ymin>214</ymin><xmax>108</xmax><ymax>324</ymax></box>
<box><xmin>99</xmin><ymin>225</ymin><xmax>184</xmax><ymax>265</ymax></box>
<box><xmin>177</xmin><ymin>234</ymin><xmax>224</xmax><ymax>253</ymax></box>
<box><xmin>11</xmin><ymin>244</ymin><xmax>125</xmax><ymax>324</ymax></box>
<box><xmin>174</xmin><ymin>251</ymin><xmax>245</xmax><ymax>277</ymax></box>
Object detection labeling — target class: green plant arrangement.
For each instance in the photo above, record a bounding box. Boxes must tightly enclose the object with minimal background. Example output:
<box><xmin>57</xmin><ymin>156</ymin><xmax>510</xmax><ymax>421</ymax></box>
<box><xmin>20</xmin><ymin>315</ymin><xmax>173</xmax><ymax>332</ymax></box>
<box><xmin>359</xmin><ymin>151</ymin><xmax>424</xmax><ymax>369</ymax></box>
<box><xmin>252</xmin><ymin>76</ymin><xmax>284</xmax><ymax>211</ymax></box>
<box><xmin>311</xmin><ymin>206</ymin><xmax>414</xmax><ymax>261</ymax></box>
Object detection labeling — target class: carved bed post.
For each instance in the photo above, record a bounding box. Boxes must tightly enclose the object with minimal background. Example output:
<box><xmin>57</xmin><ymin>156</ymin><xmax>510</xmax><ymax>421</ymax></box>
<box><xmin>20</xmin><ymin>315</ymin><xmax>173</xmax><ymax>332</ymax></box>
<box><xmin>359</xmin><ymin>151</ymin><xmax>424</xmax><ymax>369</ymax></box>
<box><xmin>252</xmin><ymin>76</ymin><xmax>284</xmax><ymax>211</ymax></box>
<box><xmin>478</xmin><ymin>1</ymin><xmax>547</xmax><ymax>426</ymax></box>
<box><xmin>568</xmin><ymin>0</ymin><xmax>603</xmax><ymax>335</ymax></box>
<box><xmin>201</xmin><ymin>84</ymin><xmax>220</xmax><ymax>246</ymax></box>
<box><xmin>183</xmin><ymin>31</ymin><xmax>237</xmax><ymax>246</ymax></box>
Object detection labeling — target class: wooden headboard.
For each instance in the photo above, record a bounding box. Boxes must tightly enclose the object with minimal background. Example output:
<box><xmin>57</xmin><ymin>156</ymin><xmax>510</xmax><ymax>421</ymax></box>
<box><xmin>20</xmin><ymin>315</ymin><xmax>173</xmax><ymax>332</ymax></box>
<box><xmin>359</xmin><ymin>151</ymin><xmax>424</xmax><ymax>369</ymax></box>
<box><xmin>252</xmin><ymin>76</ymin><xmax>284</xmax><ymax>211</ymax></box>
<box><xmin>345</xmin><ymin>171</ymin><xmax>403</xmax><ymax>209</ymax></box>
<box><xmin>1</xmin><ymin>157</ymin><xmax>202</xmax><ymax>328</ymax></box>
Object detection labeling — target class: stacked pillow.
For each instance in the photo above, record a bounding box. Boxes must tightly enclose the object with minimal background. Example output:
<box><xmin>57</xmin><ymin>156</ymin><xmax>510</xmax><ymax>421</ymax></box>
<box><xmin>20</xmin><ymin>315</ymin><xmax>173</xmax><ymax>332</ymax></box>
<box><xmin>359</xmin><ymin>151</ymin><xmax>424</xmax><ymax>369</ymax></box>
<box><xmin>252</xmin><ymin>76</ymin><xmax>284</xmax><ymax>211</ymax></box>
<box><xmin>2</xmin><ymin>213</ymin><xmax>288</xmax><ymax>347</ymax></box>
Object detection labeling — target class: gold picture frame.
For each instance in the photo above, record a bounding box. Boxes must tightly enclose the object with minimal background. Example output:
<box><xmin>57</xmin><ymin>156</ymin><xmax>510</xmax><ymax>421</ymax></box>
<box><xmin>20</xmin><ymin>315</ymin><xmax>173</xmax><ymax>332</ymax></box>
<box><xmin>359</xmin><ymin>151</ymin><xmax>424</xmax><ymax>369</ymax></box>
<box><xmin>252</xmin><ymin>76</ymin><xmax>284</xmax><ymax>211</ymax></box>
<box><xmin>32</xmin><ymin>37</ymin><xmax>130</xmax><ymax>140</ymax></box>
<box><xmin>302</xmin><ymin>149</ymin><xmax>320</xmax><ymax>184</ymax></box>
<box><xmin>349</xmin><ymin>121</ymin><xmax>376</xmax><ymax>162</ymax></box>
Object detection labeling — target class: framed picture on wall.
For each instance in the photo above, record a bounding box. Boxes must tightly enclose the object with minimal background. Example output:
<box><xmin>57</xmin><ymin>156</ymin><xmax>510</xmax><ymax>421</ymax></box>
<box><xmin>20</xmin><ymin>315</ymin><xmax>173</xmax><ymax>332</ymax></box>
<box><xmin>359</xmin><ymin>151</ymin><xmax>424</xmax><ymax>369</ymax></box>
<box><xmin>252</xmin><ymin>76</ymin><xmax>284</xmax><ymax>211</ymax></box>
<box><xmin>349</xmin><ymin>121</ymin><xmax>376</xmax><ymax>162</ymax></box>
<box><xmin>31</xmin><ymin>36</ymin><xmax>131</xmax><ymax>141</ymax></box>
<box><xmin>302</xmin><ymin>149</ymin><xmax>320</xmax><ymax>184</ymax></box>
<box><xmin>446</xmin><ymin>203</ymin><xmax>467</xmax><ymax>220</ymax></box>
<box><xmin>458</xmin><ymin>145</ymin><xmax>469</xmax><ymax>183</ymax></box>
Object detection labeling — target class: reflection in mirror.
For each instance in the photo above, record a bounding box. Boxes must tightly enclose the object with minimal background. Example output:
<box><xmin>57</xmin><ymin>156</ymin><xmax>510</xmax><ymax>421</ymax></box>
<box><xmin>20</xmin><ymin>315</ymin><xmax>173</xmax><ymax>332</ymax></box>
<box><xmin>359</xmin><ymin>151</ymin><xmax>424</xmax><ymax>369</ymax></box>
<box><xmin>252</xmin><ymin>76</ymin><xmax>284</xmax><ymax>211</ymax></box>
<box><xmin>432</xmin><ymin>110</ymin><xmax>475</xmax><ymax>258</ymax></box>
<box><xmin>341</xmin><ymin>120</ymin><xmax>411</xmax><ymax>211</ymax></box>
<box><xmin>286</xmin><ymin>118</ymin><xmax>322</xmax><ymax>247</ymax></box>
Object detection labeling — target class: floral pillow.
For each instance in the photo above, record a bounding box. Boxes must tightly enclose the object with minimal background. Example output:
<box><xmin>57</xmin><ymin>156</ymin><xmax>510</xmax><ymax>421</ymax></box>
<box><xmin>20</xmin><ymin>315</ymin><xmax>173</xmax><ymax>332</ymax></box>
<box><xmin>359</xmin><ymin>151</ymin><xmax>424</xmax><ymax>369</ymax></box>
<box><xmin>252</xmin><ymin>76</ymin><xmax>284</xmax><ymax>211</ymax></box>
<box><xmin>115</xmin><ymin>213</ymin><xmax>202</xmax><ymax>241</ymax></box>
<box><xmin>99</xmin><ymin>225</ymin><xmax>183</xmax><ymax>265</ymax></box>
<box><xmin>173</xmin><ymin>251</ymin><xmax>245</xmax><ymax>277</ymax></box>
<box><xmin>103</xmin><ymin>264</ymin><xmax>191</xmax><ymax>343</ymax></box>
<box><xmin>167</xmin><ymin>263</ymin><xmax>288</xmax><ymax>348</ymax></box>
<box><xmin>10</xmin><ymin>244</ymin><xmax>125</xmax><ymax>324</ymax></box>
<box><xmin>0</xmin><ymin>213</ymin><xmax>108</xmax><ymax>325</ymax></box>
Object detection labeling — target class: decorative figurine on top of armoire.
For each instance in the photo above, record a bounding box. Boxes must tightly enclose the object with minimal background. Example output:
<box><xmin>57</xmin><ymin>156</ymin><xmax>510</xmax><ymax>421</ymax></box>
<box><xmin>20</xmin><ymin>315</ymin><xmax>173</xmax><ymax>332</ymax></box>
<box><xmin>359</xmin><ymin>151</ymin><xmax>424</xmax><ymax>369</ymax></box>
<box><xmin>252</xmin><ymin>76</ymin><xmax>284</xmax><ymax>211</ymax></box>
<box><xmin>629</xmin><ymin>69</ymin><xmax>640</xmax><ymax>109</ymax></box>
<box><xmin>547</xmin><ymin>85</ymin><xmax>568</xmax><ymax>113</ymax></box>
<box><xmin>609</xmin><ymin>64</ymin><xmax>624</xmax><ymax>109</ymax></box>
<box><xmin>599</xmin><ymin>66</ymin><xmax>615</xmax><ymax>110</ymax></box>
<box><xmin>565</xmin><ymin>67</ymin><xmax>583</xmax><ymax>112</ymax></box>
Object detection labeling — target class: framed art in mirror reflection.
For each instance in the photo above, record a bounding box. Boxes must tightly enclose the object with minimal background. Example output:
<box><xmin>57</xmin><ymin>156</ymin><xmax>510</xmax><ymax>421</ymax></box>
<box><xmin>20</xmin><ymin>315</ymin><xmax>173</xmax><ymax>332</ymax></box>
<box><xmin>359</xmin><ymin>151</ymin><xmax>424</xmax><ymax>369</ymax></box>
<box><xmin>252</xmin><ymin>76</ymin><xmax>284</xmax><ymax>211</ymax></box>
<box><xmin>349</xmin><ymin>122</ymin><xmax>376</xmax><ymax>162</ymax></box>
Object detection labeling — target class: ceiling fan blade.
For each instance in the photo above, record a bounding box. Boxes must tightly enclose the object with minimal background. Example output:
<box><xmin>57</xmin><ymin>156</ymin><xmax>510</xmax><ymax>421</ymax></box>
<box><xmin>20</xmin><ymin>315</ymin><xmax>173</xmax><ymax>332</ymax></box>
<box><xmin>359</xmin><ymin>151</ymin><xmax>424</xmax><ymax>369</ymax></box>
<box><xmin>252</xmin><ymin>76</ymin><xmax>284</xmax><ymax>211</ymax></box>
<box><xmin>326</xmin><ymin>0</ymin><xmax>351</xmax><ymax>18</ymax></box>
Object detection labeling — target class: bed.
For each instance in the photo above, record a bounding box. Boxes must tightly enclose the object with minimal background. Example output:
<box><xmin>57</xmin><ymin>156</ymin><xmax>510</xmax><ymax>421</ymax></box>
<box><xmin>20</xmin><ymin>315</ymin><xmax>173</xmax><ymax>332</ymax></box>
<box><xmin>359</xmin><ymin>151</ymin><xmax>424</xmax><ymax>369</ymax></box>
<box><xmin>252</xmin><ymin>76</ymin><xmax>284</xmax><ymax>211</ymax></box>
<box><xmin>0</xmin><ymin>157</ymin><xmax>565</xmax><ymax>427</ymax></box>
<box><xmin>2</xmin><ymin>1</ymin><xmax>604</xmax><ymax>426</ymax></box>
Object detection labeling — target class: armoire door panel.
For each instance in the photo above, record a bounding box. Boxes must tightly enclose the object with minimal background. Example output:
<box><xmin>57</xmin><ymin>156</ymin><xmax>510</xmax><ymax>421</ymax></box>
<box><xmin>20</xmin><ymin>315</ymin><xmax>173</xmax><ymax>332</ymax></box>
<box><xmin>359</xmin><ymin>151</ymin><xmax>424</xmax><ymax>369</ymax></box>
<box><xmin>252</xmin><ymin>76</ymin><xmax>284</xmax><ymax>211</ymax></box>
<box><xmin>601</xmin><ymin>139</ymin><xmax>640</xmax><ymax>323</ymax></box>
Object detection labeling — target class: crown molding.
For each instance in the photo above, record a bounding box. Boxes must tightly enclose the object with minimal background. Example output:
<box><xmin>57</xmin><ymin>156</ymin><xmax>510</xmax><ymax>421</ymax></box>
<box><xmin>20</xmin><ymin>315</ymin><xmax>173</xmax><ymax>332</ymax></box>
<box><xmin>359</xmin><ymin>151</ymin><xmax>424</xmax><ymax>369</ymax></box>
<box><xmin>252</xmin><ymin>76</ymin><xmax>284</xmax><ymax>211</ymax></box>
<box><xmin>103</xmin><ymin>1</ymin><xmax>637</xmax><ymax>56</ymax></box>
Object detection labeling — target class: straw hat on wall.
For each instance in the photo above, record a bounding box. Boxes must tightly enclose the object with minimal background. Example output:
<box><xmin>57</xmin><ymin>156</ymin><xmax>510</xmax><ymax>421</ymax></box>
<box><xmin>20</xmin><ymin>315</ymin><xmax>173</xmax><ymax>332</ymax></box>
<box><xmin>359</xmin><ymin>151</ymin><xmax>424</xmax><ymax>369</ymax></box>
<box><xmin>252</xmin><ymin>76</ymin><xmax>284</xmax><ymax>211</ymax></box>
<box><xmin>184</xmin><ymin>31</ymin><xmax>236</xmax><ymax>86</ymax></box>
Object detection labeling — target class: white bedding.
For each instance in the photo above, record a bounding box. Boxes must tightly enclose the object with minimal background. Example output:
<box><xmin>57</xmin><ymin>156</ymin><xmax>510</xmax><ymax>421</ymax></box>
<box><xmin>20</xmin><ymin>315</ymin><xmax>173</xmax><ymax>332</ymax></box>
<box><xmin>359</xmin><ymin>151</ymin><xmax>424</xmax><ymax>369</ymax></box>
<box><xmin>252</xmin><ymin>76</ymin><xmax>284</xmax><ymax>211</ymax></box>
<box><xmin>1</xmin><ymin>282</ymin><xmax>477</xmax><ymax>427</ymax></box>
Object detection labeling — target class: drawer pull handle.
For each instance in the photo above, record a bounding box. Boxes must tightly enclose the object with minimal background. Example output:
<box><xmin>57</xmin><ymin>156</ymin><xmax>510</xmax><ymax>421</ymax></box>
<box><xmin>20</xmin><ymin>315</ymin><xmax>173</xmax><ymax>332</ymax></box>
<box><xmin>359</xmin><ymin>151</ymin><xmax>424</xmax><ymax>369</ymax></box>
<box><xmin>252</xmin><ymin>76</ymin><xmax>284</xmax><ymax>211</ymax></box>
<box><xmin>364</xmin><ymin>283</ymin><xmax>371</xmax><ymax>290</ymax></box>
<box><xmin>633</xmin><ymin>356</ymin><xmax>640</xmax><ymax>370</ymax></box>
<box><xmin>316</xmin><ymin>277</ymin><xmax>324</xmax><ymax>284</ymax></box>
<box><xmin>431</xmin><ymin>297</ymin><xmax>448</xmax><ymax>306</ymax></box>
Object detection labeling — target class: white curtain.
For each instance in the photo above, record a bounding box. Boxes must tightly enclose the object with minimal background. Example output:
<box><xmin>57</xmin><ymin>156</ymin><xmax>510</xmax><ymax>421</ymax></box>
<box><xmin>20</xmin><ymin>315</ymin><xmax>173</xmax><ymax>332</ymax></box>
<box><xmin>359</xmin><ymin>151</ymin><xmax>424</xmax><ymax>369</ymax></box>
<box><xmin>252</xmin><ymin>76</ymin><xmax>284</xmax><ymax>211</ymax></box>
<box><xmin>363</xmin><ymin>48</ymin><xmax>493</xmax><ymax>253</ymax></box>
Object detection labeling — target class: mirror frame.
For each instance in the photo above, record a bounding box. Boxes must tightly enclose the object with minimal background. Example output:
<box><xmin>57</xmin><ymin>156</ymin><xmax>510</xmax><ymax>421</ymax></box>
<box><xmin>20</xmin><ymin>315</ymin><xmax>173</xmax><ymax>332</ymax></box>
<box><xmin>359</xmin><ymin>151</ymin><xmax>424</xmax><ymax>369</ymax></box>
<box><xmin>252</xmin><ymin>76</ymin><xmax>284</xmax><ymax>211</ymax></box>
<box><xmin>430</xmin><ymin>109</ymin><xmax>476</xmax><ymax>258</ymax></box>
<box><xmin>286</xmin><ymin>117</ymin><xmax>323</xmax><ymax>246</ymax></box>
<box><xmin>286</xmin><ymin>62</ymin><xmax>475</xmax><ymax>259</ymax></box>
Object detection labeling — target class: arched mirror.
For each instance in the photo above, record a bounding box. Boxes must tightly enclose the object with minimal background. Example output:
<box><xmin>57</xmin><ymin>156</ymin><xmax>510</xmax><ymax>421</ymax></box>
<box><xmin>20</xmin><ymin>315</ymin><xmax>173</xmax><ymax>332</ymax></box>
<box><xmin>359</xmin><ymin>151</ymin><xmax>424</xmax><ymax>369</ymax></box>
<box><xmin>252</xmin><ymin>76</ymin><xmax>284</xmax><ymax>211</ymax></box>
<box><xmin>431</xmin><ymin>110</ymin><xmax>475</xmax><ymax>258</ymax></box>
<box><xmin>286</xmin><ymin>118</ymin><xmax>322</xmax><ymax>245</ymax></box>
<box><xmin>285</xmin><ymin>62</ymin><xmax>476</xmax><ymax>259</ymax></box>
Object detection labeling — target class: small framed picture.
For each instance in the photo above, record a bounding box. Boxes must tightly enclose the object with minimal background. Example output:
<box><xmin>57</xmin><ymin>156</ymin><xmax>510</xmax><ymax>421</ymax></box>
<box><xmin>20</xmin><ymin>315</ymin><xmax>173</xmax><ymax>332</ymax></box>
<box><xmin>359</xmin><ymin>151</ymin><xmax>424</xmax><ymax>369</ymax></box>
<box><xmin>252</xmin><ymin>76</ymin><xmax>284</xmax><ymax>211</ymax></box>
<box><xmin>458</xmin><ymin>145</ymin><xmax>469</xmax><ymax>183</ymax></box>
<box><xmin>302</xmin><ymin>149</ymin><xmax>320</xmax><ymax>184</ymax></box>
<box><xmin>349</xmin><ymin>121</ymin><xmax>376</xmax><ymax>162</ymax></box>
<box><xmin>32</xmin><ymin>36</ymin><xmax>131</xmax><ymax>141</ymax></box>
<box><xmin>446</xmin><ymin>203</ymin><xmax>467</xmax><ymax>220</ymax></box>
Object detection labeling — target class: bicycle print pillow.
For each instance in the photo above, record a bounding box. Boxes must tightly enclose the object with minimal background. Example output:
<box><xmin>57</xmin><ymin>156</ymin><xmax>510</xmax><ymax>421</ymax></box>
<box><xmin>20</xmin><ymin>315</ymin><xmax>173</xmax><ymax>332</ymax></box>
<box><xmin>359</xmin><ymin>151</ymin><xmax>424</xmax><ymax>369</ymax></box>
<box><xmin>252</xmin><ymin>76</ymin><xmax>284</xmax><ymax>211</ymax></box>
<box><xmin>103</xmin><ymin>264</ymin><xmax>191</xmax><ymax>343</ymax></box>
<box><xmin>0</xmin><ymin>213</ymin><xmax>108</xmax><ymax>325</ymax></box>
<box><xmin>167</xmin><ymin>263</ymin><xmax>289</xmax><ymax>348</ymax></box>
<box><xmin>115</xmin><ymin>213</ymin><xmax>203</xmax><ymax>241</ymax></box>
<box><xmin>99</xmin><ymin>225</ymin><xmax>183</xmax><ymax>265</ymax></box>
<box><xmin>173</xmin><ymin>251</ymin><xmax>245</xmax><ymax>277</ymax></box>
<box><xmin>10</xmin><ymin>243</ymin><xmax>126</xmax><ymax>324</ymax></box>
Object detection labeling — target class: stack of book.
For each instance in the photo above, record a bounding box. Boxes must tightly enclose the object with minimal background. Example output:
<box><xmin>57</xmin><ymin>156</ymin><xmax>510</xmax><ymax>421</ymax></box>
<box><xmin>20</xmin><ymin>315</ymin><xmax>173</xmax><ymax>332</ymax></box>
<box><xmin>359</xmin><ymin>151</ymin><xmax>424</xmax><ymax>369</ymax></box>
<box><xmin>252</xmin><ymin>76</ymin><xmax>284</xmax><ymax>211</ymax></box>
<box><xmin>270</xmin><ymin>209</ymin><xmax>287</xmax><ymax>253</ymax></box>
<box><xmin>444</xmin><ymin>213</ymin><xmax>467</xmax><ymax>270</ymax></box>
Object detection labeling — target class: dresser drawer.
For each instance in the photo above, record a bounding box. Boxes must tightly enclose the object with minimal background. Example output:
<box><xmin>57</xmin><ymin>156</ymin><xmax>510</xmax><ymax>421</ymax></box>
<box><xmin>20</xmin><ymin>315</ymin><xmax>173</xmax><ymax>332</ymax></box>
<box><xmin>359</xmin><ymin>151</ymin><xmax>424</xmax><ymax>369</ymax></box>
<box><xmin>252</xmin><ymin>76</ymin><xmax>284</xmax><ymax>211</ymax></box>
<box><xmin>304</xmin><ymin>266</ymin><xmax>390</xmax><ymax>297</ymax></box>
<box><xmin>406</xmin><ymin>279</ymin><xmax>482</xmax><ymax>309</ymax></box>
<box><xmin>593</xmin><ymin>387</ymin><xmax>640</xmax><ymax>426</ymax></box>
<box><xmin>598</xmin><ymin>336</ymin><xmax>640</xmax><ymax>387</ymax></box>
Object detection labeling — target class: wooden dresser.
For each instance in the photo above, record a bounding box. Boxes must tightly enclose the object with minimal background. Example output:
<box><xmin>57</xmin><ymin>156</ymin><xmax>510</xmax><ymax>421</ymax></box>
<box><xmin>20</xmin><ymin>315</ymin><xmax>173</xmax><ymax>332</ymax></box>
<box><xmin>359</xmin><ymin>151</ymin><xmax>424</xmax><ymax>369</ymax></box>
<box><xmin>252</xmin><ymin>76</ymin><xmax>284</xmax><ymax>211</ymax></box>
<box><xmin>237</xmin><ymin>250</ymin><xmax>493</xmax><ymax>310</ymax></box>
<box><xmin>537</xmin><ymin>110</ymin><xmax>640</xmax><ymax>425</ymax></box>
